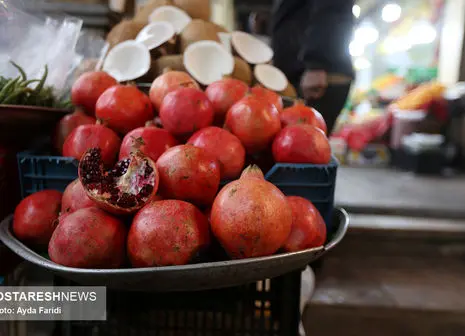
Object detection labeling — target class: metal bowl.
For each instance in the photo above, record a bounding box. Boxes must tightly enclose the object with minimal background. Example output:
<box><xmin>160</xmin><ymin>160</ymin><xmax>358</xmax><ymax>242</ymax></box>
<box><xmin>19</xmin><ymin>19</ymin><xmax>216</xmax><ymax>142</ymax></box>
<box><xmin>0</xmin><ymin>208</ymin><xmax>349</xmax><ymax>292</ymax></box>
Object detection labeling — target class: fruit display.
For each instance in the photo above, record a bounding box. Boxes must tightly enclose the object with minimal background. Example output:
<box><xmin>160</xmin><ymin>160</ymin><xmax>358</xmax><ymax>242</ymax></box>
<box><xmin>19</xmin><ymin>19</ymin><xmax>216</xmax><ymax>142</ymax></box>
<box><xmin>77</xmin><ymin>0</ymin><xmax>298</xmax><ymax>99</ymax></box>
<box><xmin>8</xmin><ymin>54</ymin><xmax>334</xmax><ymax>270</ymax></box>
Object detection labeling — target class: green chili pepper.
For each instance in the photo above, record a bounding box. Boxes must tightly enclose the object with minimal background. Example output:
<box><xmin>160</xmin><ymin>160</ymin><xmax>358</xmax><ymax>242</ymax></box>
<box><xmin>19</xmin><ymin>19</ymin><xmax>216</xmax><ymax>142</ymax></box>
<box><xmin>2</xmin><ymin>87</ymin><xmax>31</xmax><ymax>105</ymax></box>
<box><xmin>0</xmin><ymin>77</ymin><xmax>21</xmax><ymax>104</ymax></box>
<box><xmin>34</xmin><ymin>65</ymin><xmax>48</xmax><ymax>94</ymax></box>
<box><xmin>10</xmin><ymin>61</ymin><xmax>27</xmax><ymax>81</ymax></box>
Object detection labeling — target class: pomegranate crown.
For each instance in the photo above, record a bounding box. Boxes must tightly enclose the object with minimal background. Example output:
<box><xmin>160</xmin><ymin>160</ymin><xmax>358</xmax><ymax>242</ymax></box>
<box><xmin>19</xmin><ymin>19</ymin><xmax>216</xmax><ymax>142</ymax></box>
<box><xmin>240</xmin><ymin>165</ymin><xmax>265</xmax><ymax>180</ymax></box>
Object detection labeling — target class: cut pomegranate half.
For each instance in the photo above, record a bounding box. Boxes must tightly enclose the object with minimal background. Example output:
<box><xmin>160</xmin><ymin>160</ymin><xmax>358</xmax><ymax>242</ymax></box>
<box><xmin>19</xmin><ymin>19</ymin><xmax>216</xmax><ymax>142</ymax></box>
<box><xmin>78</xmin><ymin>148</ymin><xmax>159</xmax><ymax>215</ymax></box>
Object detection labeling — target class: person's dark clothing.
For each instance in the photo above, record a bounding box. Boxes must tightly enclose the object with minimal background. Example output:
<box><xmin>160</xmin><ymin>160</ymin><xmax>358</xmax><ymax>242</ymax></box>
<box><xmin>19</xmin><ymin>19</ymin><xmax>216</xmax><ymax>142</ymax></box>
<box><xmin>271</xmin><ymin>0</ymin><xmax>355</xmax><ymax>85</ymax></box>
<box><xmin>271</xmin><ymin>0</ymin><xmax>355</xmax><ymax>133</ymax></box>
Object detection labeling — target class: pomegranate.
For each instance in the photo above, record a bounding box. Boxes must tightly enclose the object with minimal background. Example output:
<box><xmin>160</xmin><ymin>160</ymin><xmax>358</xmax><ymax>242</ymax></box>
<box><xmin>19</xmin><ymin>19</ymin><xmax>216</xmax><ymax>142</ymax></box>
<box><xmin>272</xmin><ymin>124</ymin><xmax>331</xmax><ymax>164</ymax></box>
<box><xmin>53</xmin><ymin>109</ymin><xmax>96</xmax><ymax>154</ymax></box>
<box><xmin>149</xmin><ymin>70</ymin><xmax>200</xmax><ymax>111</ymax></box>
<box><xmin>159</xmin><ymin>87</ymin><xmax>214</xmax><ymax>140</ymax></box>
<box><xmin>127</xmin><ymin>200</ymin><xmax>210</xmax><ymax>267</ymax></box>
<box><xmin>78</xmin><ymin>147</ymin><xmax>159</xmax><ymax>215</ymax></box>
<box><xmin>205</xmin><ymin>78</ymin><xmax>249</xmax><ymax>125</ymax></box>
<box><xmin>313</xmin><ymin>109</ymin><xmax>328</xmax><ymax>134</ymax></box>
<box><xmin>280</xmin><ymin>102</ymin><xmax>317</xmax><ymax>128</ymax></box>
<box><xmin>187</xmin><ymin>127</ymin><xmax>245</xmax><ymax>180</ymax></box>
<box><xmin>119</xmin><ymin>122</ymin><xmax>178</xmax><ymax>162</ymax></box>
<box><xmin>283</xmin><ymin>196</ymin><xmax>326</xmax><ymax>252</ymax></box>
<box><xmin>71</xmin><ymin>71</ymin><xmax>118</xmax><ymax>115</ymax></box>
<box><xmin>210</xmin><ymin>165</ymin><xmax>292</xmax><ymax>259</ymax></box>
<box><xmin>13</xmin><ymin>190</ymin><xmax>62</xmax><ymax>248</ymax></box>
<box><xmin>156</xmin><ymin>145</ymin><xmax>220</xmax><ymax>207</ymax></box>
<box><xmin>63</xmin><ymin>122</ymin><xmax>121</xmax><ymax>166</ymax></box>
<box><xmin>225</xmin><ymin>95</ymin><xmax>281</xmax><ymax>154</ymax></box>
<box><xmin>61</xmin><ymin>179</ymin><xmax>96</xmax><ymax>214</ymax></box>
<box><xmin>250</xmin><ymin>85</ymin><xmax>283</xmax><ymax>112</ymax></box>
<box><xmin>48</xmin><ymin>207</ymin><xmax>126</xmax><ymax>268</ymax></box>
<box><xmin>95</xmin><ymin>85</ymin><xmax>154</xmax><ymax>135</ymax></box>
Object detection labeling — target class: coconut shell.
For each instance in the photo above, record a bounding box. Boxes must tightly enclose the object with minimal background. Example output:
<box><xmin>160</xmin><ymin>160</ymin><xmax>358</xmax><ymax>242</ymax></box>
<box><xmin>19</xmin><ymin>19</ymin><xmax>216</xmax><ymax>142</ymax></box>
<box><xmin>106</xmin><ymin>20</ymin><xmax>146</xmax><ymax>50</ymax></box>
<box><xmin>179</xmin><ymin>19</ymin><xmax>227</xmax><ymax>52</ymax></box>
<box><xmin>134</xmin><ymin>0</ymin><xmax>174</xmax><ymax>23</ymax></box>
<box><xmin>173</xmin><ymin>0</ymin><xmax>211</xmax><ymax>21</ymax></box>
<box><xmin>231</xmin><ymin>57</ymin><xmax>252</xmax><ymax>85</ymax></box>
<box><xmin>154</xmin><ymin>55</ymin><xmax>185</xmax><ymax>75</ymax></box>
<box><xmin>279</xmin><ymin>82</ymin><xmax>298</xmax><ymax>98</ymax></box>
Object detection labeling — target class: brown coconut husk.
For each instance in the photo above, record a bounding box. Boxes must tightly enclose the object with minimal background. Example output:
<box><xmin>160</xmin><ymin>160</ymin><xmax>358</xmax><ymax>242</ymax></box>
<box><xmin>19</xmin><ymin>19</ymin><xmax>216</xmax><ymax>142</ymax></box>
<box><xmin>279</xmin><ymin>82</ymin><xmax>298</xmax><ymax>99</ymax></box>
<box><xmin>153</xmin><ymin>55</ymin><xmax>186</xmax><ymax>76</ymax></box>
<box><xmin>106</xmin><ymin>20</ymin><xmax>146</xmax><ymax>50</ymax></box>
<box><xmin>134</xmin><ymin>0</ymin><xmax>174</xmax><ymax>24</ymax></box>
<box><xmin>231</xmin><ymin>57</ymin><xmax>252</xmax><ymax>85</ymax></box>
<box><xmin>179</xmin><ymin>19</ymin><xmax>228</xmax><ymax>52</ymax></box>
<box><xmin>172</xmin><ymin>0</ymin><xmax>211</xmax><ymax>21</ymax></box>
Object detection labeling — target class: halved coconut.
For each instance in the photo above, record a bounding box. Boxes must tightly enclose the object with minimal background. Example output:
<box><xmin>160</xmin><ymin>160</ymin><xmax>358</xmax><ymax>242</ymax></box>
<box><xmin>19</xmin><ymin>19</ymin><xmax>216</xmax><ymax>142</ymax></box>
<box><xmin>106</xmin><ymin>20</ymin><xmax>146</xmax><ymax>50</ymax></box>
<box><xmin>254</xmin><ymin>64</ymin><xmax>288</xmax><ymax>92</ymax></box>
<box><xmin>218</xmin><ymin>32</ymin><xmax>232</xmax><ymax>54</ymax></box>
<box><xmin>279</xmin><ymin>82</ymin><xmax>298</xmax><ymax>98</ymax></box>
<box><xmin>231</xmin><ymin>57</ymin><xmax>252</xmax><ymax>85</ymax></box>
<box><xmin>103</xmin><ymin>40</ymin><xmax>151</xmax><ymax>82</ymax></box>
<box><xmin>172</xmin><ymin>0</ymin><xmax>210</xmax><ymax>21</ymax></box>
<box><xmin>149</xmin><ymin>5</ymin><xmax>192</xmax><ymax>34</ymax></box>
<box><xmin>179</xmin><ymin>19</ymin><xmax>227</xmax><ymax>52</ymax></box>
<box><xmin>183</xmin><ymin>40</ymin><xmax>234</xmax><ymax>86</ymax></box>
<box><xmin>136</xmin><ymin>21</ymin><xmax>175</xmax><ymax>50</ymax></box>
<box><xmin>134</xmin><ymin>0</ymin><xmax>173</xmax><ymax>24</ymax></box>
<box><xmin>153</xmin><ymin>54</ymin><xmax>185</xmax><ymax>75</ymax></box>
<box><xmin>231</xmin><ymin>31</ymin><xmax>273</xmax><ymax>65</ymax></box>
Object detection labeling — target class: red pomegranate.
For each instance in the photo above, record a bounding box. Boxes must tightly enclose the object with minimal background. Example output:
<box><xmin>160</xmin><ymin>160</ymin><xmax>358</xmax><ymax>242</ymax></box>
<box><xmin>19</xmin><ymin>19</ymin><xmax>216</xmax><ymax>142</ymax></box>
<box><xmin>13</xmin><ymin>190</ymin><xmax>62</xmax><ymax>248</ymax></box>
<box><xmin>205</xmin><ymin>78</ymin><xmax>249</xmax><ymax>125</ymax></box>
<box><xmin>78</xmin><ymin>147</ymin><xmax>159</xmax><ymax>215</ymax></box>
<box><xmin>61</xmin><ymin>179</ymin><xmax>96</xmax><ymax>214</ymax></box>
<box><xmin>159</xmin><ymin>87</ymin><xmax>214</xmax><ymax>140</ymax></box>
<box><xmin>53</xmin><ymin>109</ymin><xmax>96</xmax><ymax>154</ymax></box>
<box><xmin>156</xmin><ymin>145</ymin><xmax>220</xmax><ymax>207</ymax></box>
<box><xmin>313</xmin><ymin>109</ymin><xmax>328</xmax><ymax>134</ymax></box>
<box><xmin>280</xmin><ymin>102</ymin><xmax>317</xmax><ymax>128</ymax></box>
<box><xmin>48</xmin><ymin>207</ymin><xmax>126</xmax><ymax>268</ymax></box>
<box><xmin>63</xmin><ymin>122</ymin><xmax>121</xmax><ymax>166</ymax></box>
<box><xmin>95</xmin><ymin>85</ymin><xmax>154</xmax><ymax>135</ymax></box>
<box><xmin>272</xmin><ymin>124</ymin><xmax>331</xmax><ymax>164</ymax></box>
<box><xmin>250</xmin><ymin>85</ymin><xmax>283</xmax><ymax>112</ymax></box>
<box><xmin>225</xmin><ymin>95</ymin><xmax>281</xmax><ymax>154</ymax></box>
<box><xmin>71</xmin><ymin>71</ymin><xmax>117</xmax><ymax>115</ymax></box>
<box><xmin>119</xmin><ymin>121</ymin><xmax>178</xmax><ymax>162</ymax></box>
<box><xmin>127</xmin><ymin>200</ymin><xmax>210</xmax><ymax>267</ymax></box>
<box><xmin>149</xmin><ymin>70</ymin><xmax>199</xmax><ymax>111</ymax></box>
<box><xmin>187</xmin><ymin>127</ymin><xmax>245</xmax><ymax>180</ymax></box>
<box><xmin>283</xmin><ymin>196</ymin><xmax>326</xmax><ymax>252</ymax></box>
<box><xmin>210</xmin><ymin>165</ymin><xmax>292</xmax><ymax>259</ymax></box>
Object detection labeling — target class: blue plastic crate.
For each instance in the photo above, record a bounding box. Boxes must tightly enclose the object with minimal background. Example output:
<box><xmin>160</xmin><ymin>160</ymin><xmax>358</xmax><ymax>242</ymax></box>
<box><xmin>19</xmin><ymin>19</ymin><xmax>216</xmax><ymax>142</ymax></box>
<box><xmin>17</xmin><ymin>152</ymin><xmax>338</xmax><ymax>229</ymax></box>
<box><xmin>17</xmin><ymin>152</ymin><xmax>78</xmax><ymax>198</ymax></box>
<box><xmin>264</xmin><ymin>156</ymin><xmax>338</xmax><ymax>230</ymax></box>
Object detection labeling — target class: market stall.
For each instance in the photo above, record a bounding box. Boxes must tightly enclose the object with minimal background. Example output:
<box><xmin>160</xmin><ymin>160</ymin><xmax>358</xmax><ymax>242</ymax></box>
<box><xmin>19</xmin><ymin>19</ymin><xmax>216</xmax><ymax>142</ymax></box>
<box><xmin>0</xmin><ymin>1</ymin><xmax>348</xmax><ymax>335</ymax></box>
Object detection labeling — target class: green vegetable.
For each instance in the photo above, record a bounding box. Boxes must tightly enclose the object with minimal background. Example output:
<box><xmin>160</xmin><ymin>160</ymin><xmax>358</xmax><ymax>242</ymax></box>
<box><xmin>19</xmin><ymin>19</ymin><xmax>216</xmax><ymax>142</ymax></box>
<box><xmin>0</xmin><ymin>62</ymin><xmax>72</xmax><ymax>109</ymax></box>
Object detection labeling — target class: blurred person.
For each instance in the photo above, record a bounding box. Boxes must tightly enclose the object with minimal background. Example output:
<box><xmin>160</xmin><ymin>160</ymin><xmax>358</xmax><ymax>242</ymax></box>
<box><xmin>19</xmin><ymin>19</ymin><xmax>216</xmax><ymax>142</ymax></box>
<box><xmin>271</xmin><ymin>0</ymin><xmax>355</xmax><ymax>134</ymax></box>
<box><xmin>248</xmin><ymin>11</ymin><xmax>271</xmax><ymax>45</ymax></box>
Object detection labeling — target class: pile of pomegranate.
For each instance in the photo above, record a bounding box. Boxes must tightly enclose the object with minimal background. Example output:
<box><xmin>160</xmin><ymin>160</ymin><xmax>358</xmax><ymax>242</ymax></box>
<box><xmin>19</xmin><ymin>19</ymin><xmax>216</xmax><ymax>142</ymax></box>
<box><xmin>11</xmin><ymin>70</ymin><xmax>330</xmax><ymax>269</ymax></box>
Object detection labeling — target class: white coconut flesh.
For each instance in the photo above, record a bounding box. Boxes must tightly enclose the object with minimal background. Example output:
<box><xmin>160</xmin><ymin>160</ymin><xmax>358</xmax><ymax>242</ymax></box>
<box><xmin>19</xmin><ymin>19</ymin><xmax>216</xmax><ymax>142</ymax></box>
<box><xmin>231</xmin><ymin>31</ymin><xmax>273</xmax><ymax>65</ymax></box>
<box><xmin>136</xmin><ymin>21</ymin><xmax>175</xmax><ymax>50</ymax></box>
<box><xmin>183</xmin><ymin>41</ymin><xmax>234</xmax><ymax>86</ymax></box>
<box><xmin>149</xmin><ymin>5</ymin><xmax>192</xmax><ymax>34</ymax></box>
<box><xmin>103</xmin><ymin>40</ymin><xmax>151</xmax><ymax>82</ymax></box>
<box><xmin>254</xmin><ymin>64</ymin><xmax>288</xmax><ymax>92</ymax></box>
<box><xmin>217</xmin><ymin>32</ymin><xmax>232</xmax><ymax>54</ymax></box>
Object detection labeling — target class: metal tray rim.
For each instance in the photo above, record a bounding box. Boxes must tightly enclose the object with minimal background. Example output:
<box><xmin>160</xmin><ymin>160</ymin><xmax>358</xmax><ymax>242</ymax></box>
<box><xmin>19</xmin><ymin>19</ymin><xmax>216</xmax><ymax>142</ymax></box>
<box><xmin>0</xmin><ymin>208</ymin><xmax>349</xmax><ymax>275</ymax></box>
